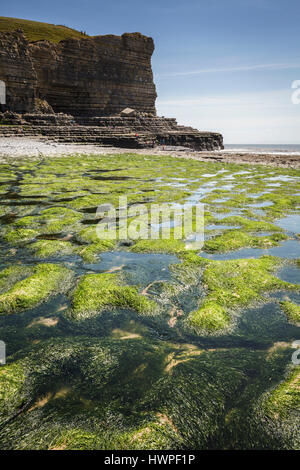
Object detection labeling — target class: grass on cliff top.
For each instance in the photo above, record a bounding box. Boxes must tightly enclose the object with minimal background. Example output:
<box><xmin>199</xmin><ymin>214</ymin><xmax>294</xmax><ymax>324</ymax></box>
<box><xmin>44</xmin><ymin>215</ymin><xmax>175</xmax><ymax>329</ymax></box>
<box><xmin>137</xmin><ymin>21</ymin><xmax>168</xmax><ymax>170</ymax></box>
<box><xmin>0</xmin><ymin>16</ymin><xmax>88</xmax><ymax>43</ymax></box>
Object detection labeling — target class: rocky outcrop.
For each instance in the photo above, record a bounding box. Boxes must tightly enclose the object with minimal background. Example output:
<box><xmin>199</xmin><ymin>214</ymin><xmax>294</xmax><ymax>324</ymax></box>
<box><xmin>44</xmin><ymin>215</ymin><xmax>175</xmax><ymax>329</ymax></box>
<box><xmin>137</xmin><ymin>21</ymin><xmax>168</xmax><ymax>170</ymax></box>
<box><xmin>0</xmin><ymin>30</ymin><xmax>37</xmax><ymax>113</ymax></box>
<box><xmin>0</xmin><ymin>28</ymin><xmax>224</xmax><ymax>150</ymax></box>
<box><xmin>0</xmin><ymin>114</ymin><xmax>223</xmax><ymax>150</ymax></box>
<box><xmin>0</xmin><ymin>30</ymin><xmax>156</xmax><ymax>116</ymax></box>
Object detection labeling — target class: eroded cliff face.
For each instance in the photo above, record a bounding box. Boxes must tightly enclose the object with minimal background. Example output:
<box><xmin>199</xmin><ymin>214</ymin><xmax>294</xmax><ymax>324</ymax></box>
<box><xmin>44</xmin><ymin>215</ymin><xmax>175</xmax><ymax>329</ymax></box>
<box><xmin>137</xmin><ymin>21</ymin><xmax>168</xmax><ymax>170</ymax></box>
<box><xmin>0</xmin><ymin>30</ymin><xmax>157</xmax><ymax>116</ymax></box>
<box><xmin>0</xmin><ymin>30</ymin><xmax>37</xmax><ymax>113</ymax></box>
<box><xmin>0</xmin><ymin>29</ymin><xmax>224</xmax><ymax>150</ymax></box>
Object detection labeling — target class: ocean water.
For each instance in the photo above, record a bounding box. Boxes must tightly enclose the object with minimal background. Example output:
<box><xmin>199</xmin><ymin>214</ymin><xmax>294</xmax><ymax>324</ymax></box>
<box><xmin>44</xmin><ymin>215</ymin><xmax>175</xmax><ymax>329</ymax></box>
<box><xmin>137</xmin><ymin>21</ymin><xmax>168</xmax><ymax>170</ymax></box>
<box><xmin>224</xmin><ymin>144</ymin><xmax>300</xmax><ymax>155</ymax></box>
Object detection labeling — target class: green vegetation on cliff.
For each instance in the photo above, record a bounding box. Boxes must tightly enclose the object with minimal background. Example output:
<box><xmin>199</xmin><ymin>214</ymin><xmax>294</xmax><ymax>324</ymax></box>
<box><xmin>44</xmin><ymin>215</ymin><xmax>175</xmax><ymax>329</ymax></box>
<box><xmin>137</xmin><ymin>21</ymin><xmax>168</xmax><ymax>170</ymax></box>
<box><xmin>0</xmin><ymin>16</ymin><xmax>88</xmax><ymax>43</ymax></box>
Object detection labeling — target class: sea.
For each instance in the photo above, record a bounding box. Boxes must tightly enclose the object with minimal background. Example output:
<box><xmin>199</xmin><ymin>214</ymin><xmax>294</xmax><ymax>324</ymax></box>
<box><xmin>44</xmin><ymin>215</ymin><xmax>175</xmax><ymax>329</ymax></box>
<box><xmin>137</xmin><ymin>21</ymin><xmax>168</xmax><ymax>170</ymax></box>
<box><xmin>224</xmin><ymin>144</ymin><xmax>300</xmax><ymax>155</ymax></box>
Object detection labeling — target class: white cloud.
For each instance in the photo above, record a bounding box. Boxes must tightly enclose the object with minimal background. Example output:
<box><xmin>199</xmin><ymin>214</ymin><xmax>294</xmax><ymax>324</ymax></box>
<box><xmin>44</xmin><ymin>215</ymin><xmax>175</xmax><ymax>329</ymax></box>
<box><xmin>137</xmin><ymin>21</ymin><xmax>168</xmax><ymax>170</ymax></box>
<box><xmin>156</xmin><ymin>89</ymin><xmax>300</xmax><ymax>144</ymax></box>
<box><xmin>157</xmin><ymin>63</ymin><xmax>300</xmax><ymax>78</ymax></box>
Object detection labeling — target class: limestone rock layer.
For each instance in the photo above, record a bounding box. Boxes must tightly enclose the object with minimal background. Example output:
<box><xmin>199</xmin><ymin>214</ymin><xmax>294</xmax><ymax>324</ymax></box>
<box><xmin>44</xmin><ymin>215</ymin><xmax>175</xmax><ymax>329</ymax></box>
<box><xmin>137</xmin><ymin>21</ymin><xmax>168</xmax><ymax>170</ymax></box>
<box><xmin>0</xmin><ymin>29</ymin><xmax>223</xmax><ymax>150</ymax></box>
<box><xmin>0</xmin><ymin>30</ymin><xmax>157</xmax><ymax>116</ymax></box>
<box><xmin>0</xmin><ymin>31</ymin><xmax>37</xmax><ymax>113</ymax></box>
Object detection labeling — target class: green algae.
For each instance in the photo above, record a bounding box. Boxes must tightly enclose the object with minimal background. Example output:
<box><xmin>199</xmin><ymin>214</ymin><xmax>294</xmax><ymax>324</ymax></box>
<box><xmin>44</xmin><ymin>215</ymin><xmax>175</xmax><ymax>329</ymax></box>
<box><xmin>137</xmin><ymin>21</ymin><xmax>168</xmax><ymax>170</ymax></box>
<box><xmin>14</xmin><ymin>207</ymin><xmax>82</xmax><ymax>234</ymax></box>
<box><xmin>3</xmin><ymin>228</ymin><xmax>39</xmax><ymax>245</ymax></box>
<box><xmin>0</xmin><ymin>266</ymin><xmax>32</xmax><ymax>293</ymax></box>
<box><xmin>47</xmin><ymin>420</ymin><xmax>175</xmax><ymax>450</ymax></box>
<box><xmin>29</xmin><ymin>240</ymin><xmax>76</xmax><ymax>258</ymax></box>
<box><xmin>0</xmin><ymin>264</ymin><xmax>72</xmax><ymax>314</ymax></box>
<box><xmin>0</xmin><ymin>361</ymin><xmax>26</xmax><ymax>425</ymax></box>
<box><xmin>75</xmin><ymin>226</ymin><xmax>117</xmax><ymax>262</ymax></box>
<box><xmin>188</xmin><ymin>302</ymin><xmax>230</xmax><ymax>331</ymax></box>
<box><xmin>264</xmin><ymin>366</ymin><xmax>300</xmax><ymax>419</ymax></box>
<box><xmin>13</xmin><ymin>215</ymin><xmax>40</xmax><ymax>228</ymax></box>
<box><xmin>0</xmin><ymin>153</ymin><xmax>299</xmax><ymax>449</ymax></box>
<box><xmin>213</xmin><ymin>215</ymin><xmax>283</xmax><ymax>232</ymax></box>
<box><xmin>280</xmin><ymin>301</ymin><xmax>300</xmax><ymax>324</ymax></box>
<box><xmin>78</xmin><ymin>241</ymin><xmax>116</xmax><ymax>263</ymax></box>
<box><xmin>203</xmin><ymin>230</ymin><xmax>288</xmax><ymax>253</ymax></box>
<box><xmin>0</xmin><ymin>338</ymin><xmax>254</xmax><ymax>450</ymax></box>
<box><xmin>71</xmin><ymin>273</ymin><xmax>158</xmax><ymax>320</ymax></box>
<box><xmin>130</xmin><ymin>239</ymin><xmax>187</xmax><ymax>254</ymax></box>
<box><xmin>261</xmin><ymin>193</ymin><xmax>300</xmax><ymax>218</ymax></box>
<box><xmin>186</xmin><ymin>256</ymin><xmax>296</xmax><ymax>332</ymax></box>
<box><xmin>77</xmin><ymin>225</ymin><xmax>106</xmax><ymax>244</ymax></box>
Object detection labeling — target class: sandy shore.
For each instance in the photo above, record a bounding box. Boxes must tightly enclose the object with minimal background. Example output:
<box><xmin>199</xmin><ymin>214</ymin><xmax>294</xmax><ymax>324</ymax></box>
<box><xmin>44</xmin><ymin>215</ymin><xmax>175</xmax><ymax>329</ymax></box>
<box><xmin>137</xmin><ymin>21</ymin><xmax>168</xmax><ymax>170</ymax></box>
<box><xmin>0</xmin><ymin>137</ymin><xmax>299</xmax><ymax>168</ymax></box>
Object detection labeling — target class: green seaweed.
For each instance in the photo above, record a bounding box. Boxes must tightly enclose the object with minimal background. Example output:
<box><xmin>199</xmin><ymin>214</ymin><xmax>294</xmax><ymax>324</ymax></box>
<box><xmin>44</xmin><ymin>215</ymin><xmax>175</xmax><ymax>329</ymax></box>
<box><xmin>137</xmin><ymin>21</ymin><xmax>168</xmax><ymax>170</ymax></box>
<box><xmin>263</xmin><ymin>366</ymin><xmax>300</xmax><ymax>419</ymax></box>
<box><xmin>3</xmin><ymin>228</ymin><xmax>39</xmax><ymax>245</ymax></box>
<box><xmin>187</xmin><ymin>256</ymin><xmax>295</xmax><ymax>332</ymax></box>
<box><xmin>0</xmin><ymin>361</ymin><xmax>26</xmax><ymax>424</ymax></box>
<box><xmin>203</xmin><ymin>230</ymin><xmax>288</xmax><ymax>253</ymax></box>
<box><xmin>0</xmin><ymin>153</ymin><xmax>299</xmax><ymax>450</ymax></box>
<box><xmin>213</xmin><ymin>215</ymin><xmax>283</xmax><ymax>232</ymax></box>
<box><xmin>29</xmin><ymin>240</ymin><xmax>76</xmax><ymax>258</ymax></box>
<box><xmin>78</xmin><ymin>241</ymin><xmax>116</xmax><ymax>263</ymax></box>
<box><xmin>0</xmin><ymin>263</ymin><xmax>72</xmax><ymax>314</ymax></box>
<box><xmin>14</xmin><ymin>207</ymin><xmax>82</xmax><ymax>234</ymax></box>
<box><xmin>280</xmin><ymin>301</ymin><xmax>300</xmax><ymax>324</ymax></box>
<box><xmin>71</xmin><ymin>273</ymin><xmax>157</xmax><ymax>319</ymax></box>
<box><xmin>130</xmin><ymin>238</ymin><xmax>187</xmax><ymax>254</ymax></box>
<box><xmin>0</xmin><ymin>265</ymin><xmax>31</xmax><ymax>293</ymax></box>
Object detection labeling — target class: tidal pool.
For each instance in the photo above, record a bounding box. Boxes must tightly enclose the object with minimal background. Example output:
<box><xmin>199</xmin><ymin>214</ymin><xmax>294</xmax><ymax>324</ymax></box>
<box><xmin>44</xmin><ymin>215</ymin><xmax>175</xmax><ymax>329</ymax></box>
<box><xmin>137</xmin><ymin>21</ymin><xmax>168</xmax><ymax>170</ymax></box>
<box><xmin>276</xmin><ymin>214</ymin><xmax>300</xmax><ymax>233</ymax></box>
<box><xmin>0</xmin><ymin>153</ymin><xmax>299</xmax><ymax>450</ymax></box>
<box><xmin>200</xmin><ymin>239</ymin><xmax>300</xmax><ymax>260</ymax></box>
<box><xmin>83</xmin><ymin>251</ymin><xmax>179</xmax><ymax>286</ymax></box>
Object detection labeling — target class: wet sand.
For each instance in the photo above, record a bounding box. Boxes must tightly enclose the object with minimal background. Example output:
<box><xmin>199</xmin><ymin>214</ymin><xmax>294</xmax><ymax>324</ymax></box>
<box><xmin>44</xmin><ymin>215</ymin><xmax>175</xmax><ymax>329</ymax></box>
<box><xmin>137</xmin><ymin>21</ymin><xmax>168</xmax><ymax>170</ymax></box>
<box><xmin>0</xmin><ymin>137</ymin><xmax>299</xmax><ymax>168</ymax></box>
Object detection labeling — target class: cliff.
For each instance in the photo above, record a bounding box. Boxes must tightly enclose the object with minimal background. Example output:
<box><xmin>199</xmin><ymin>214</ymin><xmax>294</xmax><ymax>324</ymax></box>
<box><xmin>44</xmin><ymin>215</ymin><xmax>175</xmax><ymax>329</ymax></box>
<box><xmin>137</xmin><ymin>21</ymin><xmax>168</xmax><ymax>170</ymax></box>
<box><xmin>0</xmin><ymin>29</ymin><xmax>157</xmax><ymax>116</ymax></box>
<box><xmin>0</xmin><ymin>30</ymin><xmax>37</xmax><ymax>113</ymax></box>
<box><xmin>0</xmin><ymin>19</ymin><xmax>223</xmax><ymax>151</ymax></box>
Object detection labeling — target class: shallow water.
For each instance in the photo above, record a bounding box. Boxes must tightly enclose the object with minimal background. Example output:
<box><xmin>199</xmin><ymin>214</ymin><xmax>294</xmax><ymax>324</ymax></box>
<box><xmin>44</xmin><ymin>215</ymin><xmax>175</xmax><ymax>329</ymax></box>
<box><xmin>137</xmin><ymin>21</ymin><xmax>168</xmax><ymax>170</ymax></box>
<box><xmin>200</xmin><ymin>239</ymin><xmax>300</xmax><ymax>260</ymax></box>
<box><xmin>277</xmin><ymin>265</ymin><xmax>300</xmax><ymax>284</ymax></box>
<box><xmin>83</xmin><ymin>251</ymin><xmax>179</xmax><ymax>286</ymax></box>
<box><xmin>249</xmin><ymin>201</ymin><xmax>274</xmax><ymax>208</ymax></box>
<box><xmin>0</xmin><ymin>154</ymin><xmax>299</xmax><ymax>450</ymax></box>
<box><xmin>205</xmin><ymin>224</ymin><xmax>238</xmax><ymax>230</ymax></box>
<box><xmin>276</xmin><ymin>214</ymin><xmax>300</xmax><ymax>233</ymax></box>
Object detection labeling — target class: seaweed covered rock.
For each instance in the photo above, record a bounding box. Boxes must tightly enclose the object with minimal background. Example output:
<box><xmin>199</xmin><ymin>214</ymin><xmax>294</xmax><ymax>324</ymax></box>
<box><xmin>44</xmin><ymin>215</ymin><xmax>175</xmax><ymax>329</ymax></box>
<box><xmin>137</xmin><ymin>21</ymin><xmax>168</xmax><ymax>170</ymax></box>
<box><xmin>280</xmin><ymin>301</ymin><xmax>300</xmax><ymax>325</ymax></box>
<box><xmin>172</xmin><ymin>255</ymin><xmax>297</xmax><ymax>333</ymax></box>
<box><xmin>0</xmin><ymin>153</ymin><xmax>299</xmax><ymax>450</ymax></box>
<box><xmin>71</xmin><ymin>273</ymin><xmax>157</xmax><ymax>320</ymax></box>
<box><xmin>0</xmin><ymin>338</ymin><xmax>259</xmax><ymax>449</ymax></box>
<box><xmin>0</xmin><ymin>264</ymin><xmax>72</xmax><ymax>314</ymax></box>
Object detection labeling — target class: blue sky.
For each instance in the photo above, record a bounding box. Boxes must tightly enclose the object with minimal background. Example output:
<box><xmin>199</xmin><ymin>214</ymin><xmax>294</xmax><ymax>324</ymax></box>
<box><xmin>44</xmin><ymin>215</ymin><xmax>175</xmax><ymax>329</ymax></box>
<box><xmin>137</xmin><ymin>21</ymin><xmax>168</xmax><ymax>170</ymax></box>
<box><xmin>2</xmin><ymin>0</ymin><xmax>300</xmax><ymax>143</ymax></box>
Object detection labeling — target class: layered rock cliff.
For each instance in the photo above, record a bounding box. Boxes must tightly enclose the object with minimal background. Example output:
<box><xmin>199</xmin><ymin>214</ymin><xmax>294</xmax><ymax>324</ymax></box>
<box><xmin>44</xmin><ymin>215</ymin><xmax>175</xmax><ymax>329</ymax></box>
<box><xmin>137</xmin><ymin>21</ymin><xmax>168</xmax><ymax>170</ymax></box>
<box><xmin>0</xmin><ymin>30</ymin><xmax>157</xmax><ymax>116</ymax></box>
<box><xmin>0</xmin><ymin>26</ymin><xmax>223</xmax><ymax>150</ymax></box>
<box><xmin>0</xmin><ymin>30</ymin><xmax>37</xmax><ymax>113</ymax></box>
